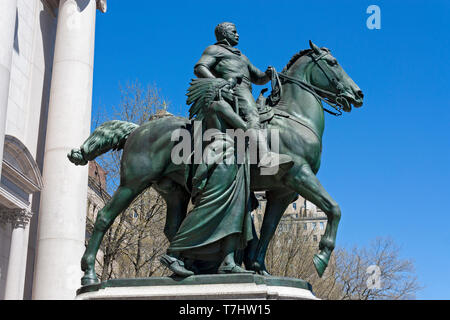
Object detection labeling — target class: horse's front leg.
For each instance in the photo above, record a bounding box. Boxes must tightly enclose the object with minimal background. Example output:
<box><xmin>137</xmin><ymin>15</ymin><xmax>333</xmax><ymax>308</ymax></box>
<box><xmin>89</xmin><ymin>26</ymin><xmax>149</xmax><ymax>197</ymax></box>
<box><xmin>81</xmin><ymin>183</ymin><xmax>148</xmax><ymax>286</ymax></box>
<box><xmin>251</xmin><ymin>189</ymin><xmax>298</xmax><ymax>275</ymax></box>
<box><xmin>284</xmin><ymin>163</ymin><xmax>341</xmax><ymax>277</ymax></box>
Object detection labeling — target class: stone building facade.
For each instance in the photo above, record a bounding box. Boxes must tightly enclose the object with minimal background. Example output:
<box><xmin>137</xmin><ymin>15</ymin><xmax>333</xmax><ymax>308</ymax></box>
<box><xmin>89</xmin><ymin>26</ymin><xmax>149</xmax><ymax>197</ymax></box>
<box><xmin>253</xmin><ymin>192</ymin><xmax>327</xmax><ymax>244</ymax></box>
<box><xmin>87</xmin><ymin>160</ymin><xmax>109</xmax><ymax>223</ymax></box>
<box><xmin>0</xmin><ymin>0</ymin><xmax>106</xmax><ymax>300</ymax></box>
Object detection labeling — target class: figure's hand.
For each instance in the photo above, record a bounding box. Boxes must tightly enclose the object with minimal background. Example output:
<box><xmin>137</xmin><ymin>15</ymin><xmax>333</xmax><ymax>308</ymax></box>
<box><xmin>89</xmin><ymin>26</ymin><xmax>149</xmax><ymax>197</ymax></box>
<box><xmin>227</xmin><ymin>78</ymin><xmax>238</xmax><ymax>88</ymax></box>
<box><xmin>225</xmin><ymin>77</ymin><xmax>240</xmax><ymax>93</ymax></box>
<box><xmin>265</xmin><ymin>66</ymin><xmax>274</xmax><ymax>78</ymax></box>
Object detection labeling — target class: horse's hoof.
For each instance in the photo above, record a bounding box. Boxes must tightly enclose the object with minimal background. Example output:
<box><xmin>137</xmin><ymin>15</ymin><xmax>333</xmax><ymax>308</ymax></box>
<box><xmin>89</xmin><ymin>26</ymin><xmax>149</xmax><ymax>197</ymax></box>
<box><xmin>257</xmin><ymin>269</ymin><xmax>271</xmax><ymax>276</ymax></box>
<box><xmin>313</xmin><ymin>254</ymin><xmax>327</xmax><ymax>278</ymax></box>
<box><xmin>81</xmin><ymin>274</ymin><xmax>99</xmax><ymax>286</ymax></box>
<box><xmin>252</xmin><ymin>262</ymin><xmax>271</xmax><ymax>276</ymax></box>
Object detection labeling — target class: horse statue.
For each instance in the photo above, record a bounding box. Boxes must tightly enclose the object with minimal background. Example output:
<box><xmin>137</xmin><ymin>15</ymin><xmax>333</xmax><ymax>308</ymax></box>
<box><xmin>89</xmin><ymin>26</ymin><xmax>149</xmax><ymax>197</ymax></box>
<box><xmin>69</xmin><ymin>41</ymin><xmax>364</xmax><ymax>286</ymax></box>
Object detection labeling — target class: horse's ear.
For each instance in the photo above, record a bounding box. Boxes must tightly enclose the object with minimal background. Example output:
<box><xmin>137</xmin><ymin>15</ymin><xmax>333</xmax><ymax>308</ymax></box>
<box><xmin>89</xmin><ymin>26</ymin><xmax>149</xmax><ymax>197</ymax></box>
<box><xmin>309</xmin><ymin>40</ymin><xmax>321</xmax><ymax>54</ymax></box>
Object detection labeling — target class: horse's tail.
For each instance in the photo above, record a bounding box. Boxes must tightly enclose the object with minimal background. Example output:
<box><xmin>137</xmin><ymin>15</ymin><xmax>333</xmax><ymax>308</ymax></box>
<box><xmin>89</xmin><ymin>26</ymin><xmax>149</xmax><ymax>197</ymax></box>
<box><xmin>67</xmin><ymin>120</ymin><xmax>139</xmax><ymax>166</ymax></box>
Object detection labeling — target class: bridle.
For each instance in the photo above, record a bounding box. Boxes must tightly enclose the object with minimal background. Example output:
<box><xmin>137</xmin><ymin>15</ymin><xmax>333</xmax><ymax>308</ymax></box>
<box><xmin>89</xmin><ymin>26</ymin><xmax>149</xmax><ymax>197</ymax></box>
<box><xmin>277</xmin><ymin>52</ymin><xmax>349</xmax><ymax>116</ymax></box>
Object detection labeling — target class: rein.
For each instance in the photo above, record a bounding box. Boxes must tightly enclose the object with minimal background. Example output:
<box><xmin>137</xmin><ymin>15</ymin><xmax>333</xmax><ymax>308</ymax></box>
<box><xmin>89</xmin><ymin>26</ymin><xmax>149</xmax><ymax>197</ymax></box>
<box><xmin>277</xmin><ymin>72</ymin><xmax>343</xmax><ymax>116</ymax></box>
<box><xmin>276</xmin><ymin>53</ymin><xmax>346</xmax><ymax>116</ymax></box>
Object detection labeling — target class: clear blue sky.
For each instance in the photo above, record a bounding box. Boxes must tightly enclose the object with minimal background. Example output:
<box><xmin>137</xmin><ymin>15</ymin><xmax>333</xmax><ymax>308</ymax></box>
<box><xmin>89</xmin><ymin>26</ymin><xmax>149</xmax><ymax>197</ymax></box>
<box><xmin>90</xmin><ymin>0</ymin><xmax>450</xmax><ymax>299</ymax></box>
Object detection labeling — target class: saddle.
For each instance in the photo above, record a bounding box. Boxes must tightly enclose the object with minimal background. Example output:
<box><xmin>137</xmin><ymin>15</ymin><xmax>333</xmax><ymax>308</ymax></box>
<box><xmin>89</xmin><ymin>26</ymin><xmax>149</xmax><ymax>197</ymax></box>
<box><xmin>257</xmin><ymin>90</ymin><xmax>322</xmax><ymax>149</ymax></box>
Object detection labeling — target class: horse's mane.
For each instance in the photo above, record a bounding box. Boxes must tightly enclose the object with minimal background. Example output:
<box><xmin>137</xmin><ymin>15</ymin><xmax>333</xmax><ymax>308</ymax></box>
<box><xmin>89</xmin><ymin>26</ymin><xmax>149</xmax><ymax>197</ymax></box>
<box><xmin>282</xmin><ymin>49</ymin><xmax>313</xmax><ymax>73</ymax></box>
<box><xmin>282</xmin><ymin>47</ymin><xmax>331</xmax><ymax>73</ymax></box>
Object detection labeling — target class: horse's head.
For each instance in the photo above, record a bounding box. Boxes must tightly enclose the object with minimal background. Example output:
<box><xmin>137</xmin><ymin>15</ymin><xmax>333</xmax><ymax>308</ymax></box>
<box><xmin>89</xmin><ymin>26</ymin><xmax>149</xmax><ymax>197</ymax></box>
<box><xmin>282</xmin><ymin>41</ymin><xmax>364</xmax><ymax>113</ymax></box>
<box><xmin>307</xmin><ymin>41</ymin><xmax>363</xmax><ymax>112</ymax></box>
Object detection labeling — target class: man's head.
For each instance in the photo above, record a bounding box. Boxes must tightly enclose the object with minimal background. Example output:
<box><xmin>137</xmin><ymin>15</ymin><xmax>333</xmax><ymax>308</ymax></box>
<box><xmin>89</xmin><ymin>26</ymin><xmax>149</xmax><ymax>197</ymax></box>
<box><xmin>215</xmin><ymin>22</ymin><xmax>239</xmax><ymax>46</ymax></box>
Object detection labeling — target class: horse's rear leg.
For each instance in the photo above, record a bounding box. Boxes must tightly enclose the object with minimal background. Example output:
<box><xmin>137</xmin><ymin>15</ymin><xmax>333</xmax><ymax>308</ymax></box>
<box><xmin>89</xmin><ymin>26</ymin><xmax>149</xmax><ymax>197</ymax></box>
<box><xmin>284</xmin><ymin>163</ymin><xmax>341</xmax><ymax>277</ymax></box>
<box><xmin>81</xmin><ymin>182</ymin><xmax>148</xmax><ymax>286</ymax></box>
<box><xmin>251</xmin><ymin>189</ymin><xmax>298</xmax><ymax>275</ymax></box>
<box><xmin>154</xmin><ymin>177</ymin><xmax>190</xmax><ymax>242</ymax></box>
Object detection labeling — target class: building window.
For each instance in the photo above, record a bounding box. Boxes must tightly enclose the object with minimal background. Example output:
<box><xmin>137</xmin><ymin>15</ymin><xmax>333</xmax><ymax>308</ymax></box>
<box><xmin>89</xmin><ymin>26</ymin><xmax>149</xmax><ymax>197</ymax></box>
<box><xmin>320</xmin><ymin>222</ymin><xmax>324</xmax><ymax>230</ymax></box>
<box><xmin>313</xmin><ymin>235</ymin><xmax>318</xmax><ymax>242</ymax></box>
<box><xmin>303</xmin><ymin>223</ymin><xmax>307</xmax><ymax>230</ymax></box>
<box><xmin>293</xmin><ymin>203</ymin><xmax>297</xmax><ymax>210</ymax></box>
<box><xmin>312</xmin><ymin>222</ymin><xmax>316</xmax><ymax>230</ymax></box>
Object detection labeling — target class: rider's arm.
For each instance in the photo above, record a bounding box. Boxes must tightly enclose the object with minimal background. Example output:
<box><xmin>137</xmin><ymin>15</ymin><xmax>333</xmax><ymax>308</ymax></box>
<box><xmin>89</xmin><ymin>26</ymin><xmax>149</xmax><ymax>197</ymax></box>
<box><xmin>209</xmin><ymin>100</ymin><xmax>248</xmax><ymax>131</ymax></box>
<box><xmin>194</xmin><ymin>45</ymin><xmax>219</xmax><ymax>78</ymax></box>
<box><xmin>246</xmin><ymin>56</ymin><xmax>271</xmax><ymax>85</ymax></box>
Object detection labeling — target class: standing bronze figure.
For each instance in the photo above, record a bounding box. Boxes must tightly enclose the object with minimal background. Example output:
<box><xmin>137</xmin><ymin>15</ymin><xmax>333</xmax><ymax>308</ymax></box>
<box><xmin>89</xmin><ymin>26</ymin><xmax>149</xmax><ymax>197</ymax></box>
<box><xmin>68</xmin><ymin>23</ymin><xmax>364</xmax><ymax>286</ymax></box>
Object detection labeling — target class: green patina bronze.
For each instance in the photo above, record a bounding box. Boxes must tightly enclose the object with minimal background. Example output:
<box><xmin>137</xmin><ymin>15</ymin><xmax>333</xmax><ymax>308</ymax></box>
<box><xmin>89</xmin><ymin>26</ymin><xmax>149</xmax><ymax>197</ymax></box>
<box><xmin>69</xmin><ymin>23</ymin><xmax>364</xmax><ymax>287</ymax></box>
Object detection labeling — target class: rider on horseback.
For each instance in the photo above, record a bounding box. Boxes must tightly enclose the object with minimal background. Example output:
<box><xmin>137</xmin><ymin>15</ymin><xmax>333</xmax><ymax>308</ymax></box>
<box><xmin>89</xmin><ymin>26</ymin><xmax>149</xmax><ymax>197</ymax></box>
<box><xmin>193</xmin><ymin>22</ymin><xmax>293</xmax><ymax>171</ymax></box>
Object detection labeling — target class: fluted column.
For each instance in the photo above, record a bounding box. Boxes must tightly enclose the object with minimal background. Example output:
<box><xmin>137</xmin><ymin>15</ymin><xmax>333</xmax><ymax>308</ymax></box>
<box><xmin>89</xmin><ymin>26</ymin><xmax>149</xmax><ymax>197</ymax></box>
<box><xmin>33</xmin><ymin>0</ymin><xmax>104</xmax><ymax>300</ymax></box>
<box><xmin>0</xmin><ymin>0</ymin><xmax>17</xmax><ymax>177</ymax></box>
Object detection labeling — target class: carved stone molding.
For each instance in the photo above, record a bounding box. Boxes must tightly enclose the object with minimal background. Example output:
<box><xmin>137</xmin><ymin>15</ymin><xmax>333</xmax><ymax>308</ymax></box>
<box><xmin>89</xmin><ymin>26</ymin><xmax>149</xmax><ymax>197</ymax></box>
<box><xmin>0</xmin><ymin>207</ymin><xmax>33</xmax><ymax>229</ymax></box>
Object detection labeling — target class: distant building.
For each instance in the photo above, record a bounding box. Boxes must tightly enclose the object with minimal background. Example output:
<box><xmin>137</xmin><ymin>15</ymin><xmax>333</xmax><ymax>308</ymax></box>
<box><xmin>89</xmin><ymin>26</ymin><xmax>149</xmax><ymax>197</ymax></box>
<box><xmin>253</xmin><ymin>192</ymin><xmax>327</xmax><ymax>244</ymax></box>
<box><xmin>87</xmin><ymin>161</ymin><xmax>110</xmax><ymax>223</ymax></box>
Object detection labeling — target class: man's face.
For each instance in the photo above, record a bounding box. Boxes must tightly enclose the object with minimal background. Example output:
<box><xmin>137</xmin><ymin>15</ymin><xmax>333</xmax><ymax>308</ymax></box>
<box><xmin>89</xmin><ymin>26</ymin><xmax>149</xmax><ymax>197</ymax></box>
<box><xmin>224</xmin><ymin>24</ymin><xmax>239</xmax><ymax>46</ymax></box>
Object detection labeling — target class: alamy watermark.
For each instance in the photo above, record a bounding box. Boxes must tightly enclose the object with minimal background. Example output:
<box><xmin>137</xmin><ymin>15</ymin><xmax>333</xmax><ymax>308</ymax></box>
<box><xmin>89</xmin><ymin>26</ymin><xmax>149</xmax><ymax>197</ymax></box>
<box><xmin>366</xmin><ymin>5</ymin><xmax>381</xmax><ymax>30</ymax></box>
<box><xmin>366</xmin><ymin>265</ymin><xmax>382</xmax><ymax>289</ymax></box>
<box><xmin>170</xmin><ymin>121</ymin><xmax>281</xmax><ymax>175</ymax></box>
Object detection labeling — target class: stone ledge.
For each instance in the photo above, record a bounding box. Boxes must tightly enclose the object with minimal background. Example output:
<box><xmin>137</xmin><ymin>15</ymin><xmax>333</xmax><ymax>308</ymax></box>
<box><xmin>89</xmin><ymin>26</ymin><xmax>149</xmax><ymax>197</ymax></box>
<box><xmin>76</xmin><ymin>274</ymin><xmax>319</xmax><ymax>300</ymax></box>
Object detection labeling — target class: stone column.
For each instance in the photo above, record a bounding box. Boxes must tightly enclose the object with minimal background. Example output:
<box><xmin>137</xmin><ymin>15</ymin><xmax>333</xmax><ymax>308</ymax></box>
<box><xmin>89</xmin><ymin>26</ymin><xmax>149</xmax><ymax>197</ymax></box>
<box><xmin>2</xmin><ymin>208</ymin><xmax>32</xmax><ymax>300</ymax></box>
<box><xmin>32</xmin><ymin>0</ymin><xmax>105</xmax><ymax>300</ymax></box>
<box><xmin>0</xmin><ymin>0</ymin><xmax>17</xmax><ymax>177</ymax></box>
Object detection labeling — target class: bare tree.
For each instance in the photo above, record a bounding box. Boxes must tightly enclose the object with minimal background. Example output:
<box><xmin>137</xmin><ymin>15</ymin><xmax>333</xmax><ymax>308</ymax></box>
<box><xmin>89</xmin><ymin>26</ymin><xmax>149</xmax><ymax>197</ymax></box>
<box><xmin>265</xmin><ymin>226</ymin><xmax>421</xmax><ymax>300</ymax></box>
<box><xmin>334</xmin><ymin>237</ymin><xmax>421</xmax><ymax>300</ymax></box>
<box><xmin>264</xmin><ymin>222</ymin><xmax>343</xmax><ymax>299</ymax></box>
<box><xmin>95</xmin><ymin>81</ymin><xmax>171</xmax><ymax>194</ymax></box>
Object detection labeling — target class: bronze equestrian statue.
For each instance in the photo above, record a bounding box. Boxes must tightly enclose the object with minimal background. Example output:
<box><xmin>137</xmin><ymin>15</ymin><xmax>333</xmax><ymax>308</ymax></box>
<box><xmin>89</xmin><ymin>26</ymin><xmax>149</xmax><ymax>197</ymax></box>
<box><xmin>68</xmin><ymin>23</ymin><xmax>364</xmax><ymax>286</ymax></box>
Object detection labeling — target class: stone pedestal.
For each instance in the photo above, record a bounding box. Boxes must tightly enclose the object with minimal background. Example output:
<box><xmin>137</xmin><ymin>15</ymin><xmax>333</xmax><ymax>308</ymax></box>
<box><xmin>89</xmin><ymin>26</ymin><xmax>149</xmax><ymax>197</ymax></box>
<box><xmin>76</xmin><ymin>274</ymin><xmax>319</xmax><ymax>300</ymax></box>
